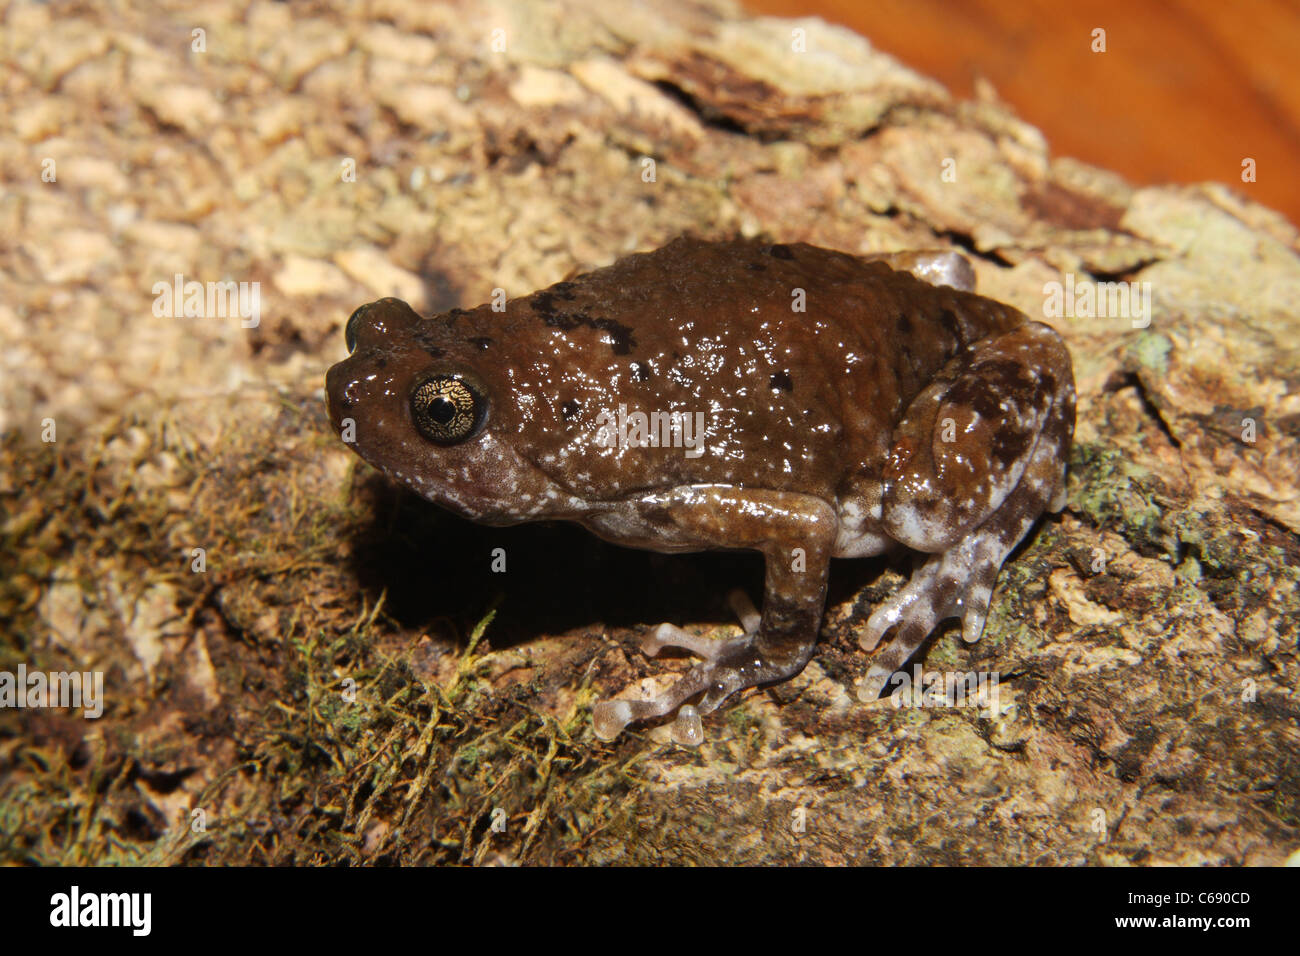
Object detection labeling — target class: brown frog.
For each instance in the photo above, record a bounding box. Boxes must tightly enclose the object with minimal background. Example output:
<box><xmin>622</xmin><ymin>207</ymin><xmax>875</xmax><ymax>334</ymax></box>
<box><xmin>325</xmin><ymin>238</ymin><xmax>1075</xmax><ymax>745</ymax></box>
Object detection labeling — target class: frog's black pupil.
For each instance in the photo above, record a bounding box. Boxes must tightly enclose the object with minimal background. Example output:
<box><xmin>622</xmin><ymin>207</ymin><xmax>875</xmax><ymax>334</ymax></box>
<box><xmin>411</xmin><ymin>373</ymin><xmax>487</xmax><ymax>446</ymax></box>
<box><xmin>429</xmin><ymin>395</ymin><xmax>456</xmax><ymax>424</ymax></box>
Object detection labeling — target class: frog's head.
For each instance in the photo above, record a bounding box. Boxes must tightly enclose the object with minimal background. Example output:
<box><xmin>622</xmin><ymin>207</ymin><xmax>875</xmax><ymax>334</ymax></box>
<box><xmin>325</xmin><ymin>298</ymin><xmax>572</xmax><ymax>524</ymax></box>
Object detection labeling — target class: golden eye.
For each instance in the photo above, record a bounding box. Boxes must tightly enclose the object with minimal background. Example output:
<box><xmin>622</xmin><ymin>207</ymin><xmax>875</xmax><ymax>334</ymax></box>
<box><xmin>410</xmin><ymin>373</ymin><xmax>487</xmax><ymax>445</ymax></box>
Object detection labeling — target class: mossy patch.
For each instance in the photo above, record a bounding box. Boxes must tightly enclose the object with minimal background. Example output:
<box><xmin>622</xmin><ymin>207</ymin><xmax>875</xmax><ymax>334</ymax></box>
<box><xmin>0</xmin><ymin>400</ymin><xmax>657</xmax><ymax>865</ymax></box>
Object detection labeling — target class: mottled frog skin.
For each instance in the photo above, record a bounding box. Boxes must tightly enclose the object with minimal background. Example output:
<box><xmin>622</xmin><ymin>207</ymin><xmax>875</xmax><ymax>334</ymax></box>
<box><xmin>325</xmin><ymin>238</ymin><xmax>1075</xmax><ymax>745</ymax></box>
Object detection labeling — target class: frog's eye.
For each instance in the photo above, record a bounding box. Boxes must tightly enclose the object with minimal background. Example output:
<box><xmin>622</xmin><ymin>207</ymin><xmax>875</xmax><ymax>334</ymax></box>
<box><xmin>344</xmin><ymin>305</ymin><xmax>367</xmax><ymax>353</ymax></box>
<box><xmin>410</xmin><ymin>373</ymin><xmax>488</xmax><ymax>445</ymax></box>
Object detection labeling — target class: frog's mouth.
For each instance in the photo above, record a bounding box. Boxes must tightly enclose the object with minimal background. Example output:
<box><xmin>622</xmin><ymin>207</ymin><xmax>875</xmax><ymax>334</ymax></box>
<box><xmin>322</xmin><ymin>358</ymin><xmax>351</xmax><ymax>434</ymax></box>
<box><xmin>323</xmin><ymin>356</ymin><xmax>414</xmax><ymax>488</ymax></box>
<box><xmin>323</xmin><ymin>380</ymin><xmax>337</xmax><ymax>427</ymax></box>
<box><xmin>324</xmin><ymin>353</ymin><xmax>388</xmax><ymax>441</ymax></box>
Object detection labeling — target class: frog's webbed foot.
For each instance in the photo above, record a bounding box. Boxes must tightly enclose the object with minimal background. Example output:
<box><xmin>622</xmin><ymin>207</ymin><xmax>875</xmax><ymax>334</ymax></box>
<box><xmin>857</xmin><ymin>320</ymin><xmax>1075</xmax><ymax>702</ymax></box>
<box><xmin>593</xmin><ymin>590</ymin><xmax>773</xmax><ymax>747</ymax></box>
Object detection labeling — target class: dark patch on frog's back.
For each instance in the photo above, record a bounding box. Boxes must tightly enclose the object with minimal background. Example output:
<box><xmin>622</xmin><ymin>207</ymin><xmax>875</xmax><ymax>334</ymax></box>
<box><xmin>527</xmin><ymin>283</ymin><xmax>637</xmax><ymax>356</ymax></box>
<box><xmin>769</xmin><ymin>370</ymin><xmax>794</xmax><ymax>392</ymax></box>
<box><xmin>509</xmin><ymin>236</ymin><xmax>1020</xmax><ymax>374</ymax></box>
<box><xmin>640</xmin><ymin>503</ymin><xmax>677</xmax><ymax>528</ymax></box>
<box><xmin>528</xmin><ymin>284</ymin><xmax>579</xmax><ymax>317</ymax></box>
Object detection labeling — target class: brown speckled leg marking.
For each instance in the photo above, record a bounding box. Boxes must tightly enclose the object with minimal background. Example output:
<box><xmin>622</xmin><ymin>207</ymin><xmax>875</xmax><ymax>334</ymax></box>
<box><xmin>592</xmin><ymin>488</ymin><xmax>836</xmax><ymax>746</ymax></box>
<box><xmin>857</xmin><ymin>321</ymin><xmax>1075</xmax><ymax>701</ymax></box>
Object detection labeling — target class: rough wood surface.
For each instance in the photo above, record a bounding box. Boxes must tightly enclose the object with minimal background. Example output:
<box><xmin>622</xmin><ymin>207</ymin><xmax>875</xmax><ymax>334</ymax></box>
<box><xmin>1</xmin><ymin>0</ymin><xmax>1297</xmax><ymax>865</ymax></box>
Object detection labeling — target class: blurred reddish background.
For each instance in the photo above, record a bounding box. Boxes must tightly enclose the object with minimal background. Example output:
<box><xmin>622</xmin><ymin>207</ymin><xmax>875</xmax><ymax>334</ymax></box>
<box><xmin>746</xmin><ymin>0</ymin><xmax>1300</xmax><ymax>225</ymax></box>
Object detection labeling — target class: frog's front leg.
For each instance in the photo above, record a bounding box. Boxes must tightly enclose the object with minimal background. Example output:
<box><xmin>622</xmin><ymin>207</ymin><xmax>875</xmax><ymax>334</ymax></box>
<box><xmin>590</xmin><ymin>487</ymin><xmax>837</xmax><ymax>746</ymax></box>
<box><xmin>856</xmin><ymin>320</ymin><xmax>1075</xmax><ymax>701</ymax></box>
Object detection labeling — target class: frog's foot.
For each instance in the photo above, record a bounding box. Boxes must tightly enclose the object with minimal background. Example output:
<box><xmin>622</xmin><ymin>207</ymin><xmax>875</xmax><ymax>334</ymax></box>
<box><xmin>593</xmin><ymin>640</ymin><xmax>809</xmax><ymax>747</ymax></box>
<box><xmin>591</xmin><ymin>665</ymin><xmax>717</xmax><ymax>748</ymax></box>
<box><xmin>591</xmin><ymin>487</ymin><xmax>835</xmax><ymax>746</ymax></box>
<box><xmin>594</xmin><ymin>590</ymin><xmax>769</xmax><ymax>746</ymax></box>
<box><xmin>855</xmin><ymin>476</ymin><xmax>1057</xmax><ymax>702</ymax></box>
<box><xmin>855</xmin><ymin>537</ymin><xmax>1001</xmax><ymax>701</ymax></box>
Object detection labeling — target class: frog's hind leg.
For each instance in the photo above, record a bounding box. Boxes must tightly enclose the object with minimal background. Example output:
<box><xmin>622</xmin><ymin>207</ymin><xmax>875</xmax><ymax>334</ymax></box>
<box><xmin>857</xmin><ymin>320</ymin><xmax>1075</xmax><ymax>701</ymax></box>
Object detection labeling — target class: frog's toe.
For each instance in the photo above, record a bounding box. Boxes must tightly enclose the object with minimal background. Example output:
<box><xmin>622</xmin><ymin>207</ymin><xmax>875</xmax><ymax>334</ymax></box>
<box><xmin>591</xmin><ymin>699</ymin><xmax>636</xmax><ymax>741</ymax></box>
<box><xmin>638</xmin><ymin>588</ymin><xmax>760</xmax><ymax>661</ymax></box>
<box><xmin>855</xmin><ymin>550</ymin><xmax>999</xmax><ymax>701</ymax></box>
<box><xmin>856</xmin><ymin>615</ymin><xmax>935</xmax><ymax>701</ymax></box>
<box><xmin>857</xmin><ymin>663</ymin><xmax>894</xmax><ymax>701</ymax></box>
<box><xmin>726</xmin><ymin>588</ymin><xmax>761</xmax><ymax>634</ymax></box>
<box><xmin>640</xmin><ymin>623</ymin><xmax>750</xmax><ymax>662</ymax></box>
<box><xmin>858</xmin><ymin>575</ymin><xmax>938</xmax><ymax>652</ymax></box>
<box><xmin>592</xmin><ymin>661</ymin><xmax>718</xmax><ymax>742</ymax></box>
<box><xmin>640</xmin><ymin>623</ymin><xmax>694</xmax><ymax>658</ymax></box>
<box><xmin>669</xmin><ymin>705</ymin><xmax>705</xmax><ymax>747</ymax></box>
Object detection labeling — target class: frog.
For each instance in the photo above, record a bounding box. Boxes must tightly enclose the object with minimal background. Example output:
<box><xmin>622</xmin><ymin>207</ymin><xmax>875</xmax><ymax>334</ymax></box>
<box><xmin>324</xmin><ymin>237</ymin><xmax>1075</xmax><ymax>746</ymax></box>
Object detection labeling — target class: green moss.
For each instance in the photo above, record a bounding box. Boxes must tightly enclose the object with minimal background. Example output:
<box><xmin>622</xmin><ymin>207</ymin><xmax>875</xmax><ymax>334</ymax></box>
<box><xmin>1127</xmin><ymin>331</ymin><xmax>1173</xmax><ymax>376</ymax></box>
<box><xmin>1068</xmin><ymin>441</ymin><xmax>1178</xmax><ymax>558</ymax></box>
<box><xmin>0</xmin><ymin>408</ymin><xmax>649</xmax><ymax>866</ymax></box>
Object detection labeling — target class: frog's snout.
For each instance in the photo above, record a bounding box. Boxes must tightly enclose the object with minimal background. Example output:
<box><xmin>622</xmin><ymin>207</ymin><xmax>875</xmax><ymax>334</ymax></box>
<box><xmin>323</xmin><ymin>360</ymin><xmax>355</xmax><ymax>434</ymax></box>
<box><xmin>327</xmin><ymin>298</ymin><xmax>415</xmax><ymax>434</ymax></box>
